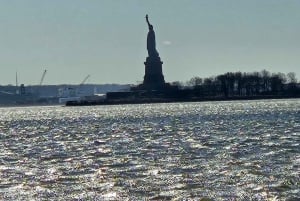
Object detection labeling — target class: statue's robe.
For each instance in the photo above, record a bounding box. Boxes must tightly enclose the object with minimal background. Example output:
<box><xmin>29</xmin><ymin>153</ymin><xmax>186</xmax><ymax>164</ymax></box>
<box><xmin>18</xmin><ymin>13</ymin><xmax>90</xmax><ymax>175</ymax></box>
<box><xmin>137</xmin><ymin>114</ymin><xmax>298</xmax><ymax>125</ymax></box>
<box><xmin>147</xmin><ymin>29</ymin><xmax>159</xmax><ymax>57</ymax></box>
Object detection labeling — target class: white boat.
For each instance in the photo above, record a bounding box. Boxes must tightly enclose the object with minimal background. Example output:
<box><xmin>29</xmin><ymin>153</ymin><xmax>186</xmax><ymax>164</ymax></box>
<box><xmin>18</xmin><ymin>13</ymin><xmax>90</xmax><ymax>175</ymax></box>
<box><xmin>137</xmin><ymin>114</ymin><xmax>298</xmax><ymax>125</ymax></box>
<box><xmin>58</xmin><ymin>87</ymin><xmax>106</xmax><ymax>104</ymax></box>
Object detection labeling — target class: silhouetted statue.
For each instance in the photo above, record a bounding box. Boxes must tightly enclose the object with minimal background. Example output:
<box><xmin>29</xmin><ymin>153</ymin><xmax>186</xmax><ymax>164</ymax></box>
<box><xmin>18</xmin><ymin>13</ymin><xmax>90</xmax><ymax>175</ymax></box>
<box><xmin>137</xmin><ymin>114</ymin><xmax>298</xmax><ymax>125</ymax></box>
<box><xmin>146</xmin><ymin>14</ymin><xmax>159</xmax><ymax>57</ymax></box>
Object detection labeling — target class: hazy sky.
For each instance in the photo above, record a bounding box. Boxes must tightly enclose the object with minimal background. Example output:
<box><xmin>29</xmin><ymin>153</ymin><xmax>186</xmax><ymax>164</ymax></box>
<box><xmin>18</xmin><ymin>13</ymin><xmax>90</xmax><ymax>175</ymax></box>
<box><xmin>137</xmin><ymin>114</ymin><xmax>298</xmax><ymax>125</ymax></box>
<box><xmin>0</xmin><ymin>0</ymin><xmax>299</xmax><ymax>85</ymax></box>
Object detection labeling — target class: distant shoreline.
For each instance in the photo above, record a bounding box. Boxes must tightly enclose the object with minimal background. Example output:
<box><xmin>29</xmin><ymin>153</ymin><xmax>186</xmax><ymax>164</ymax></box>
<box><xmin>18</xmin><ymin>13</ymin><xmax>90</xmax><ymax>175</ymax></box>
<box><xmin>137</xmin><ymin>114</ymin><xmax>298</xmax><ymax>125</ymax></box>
<box><xmin>65</xmin><ymin>95</ymin><xmax>300</xmax><ymax>106</ymax></box>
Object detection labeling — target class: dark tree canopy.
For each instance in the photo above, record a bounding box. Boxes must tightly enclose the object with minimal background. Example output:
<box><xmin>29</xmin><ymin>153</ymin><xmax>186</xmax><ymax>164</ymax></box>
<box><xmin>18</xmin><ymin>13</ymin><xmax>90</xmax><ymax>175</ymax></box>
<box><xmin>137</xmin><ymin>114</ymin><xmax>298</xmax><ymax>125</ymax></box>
<box><xmin>183</xmin><ymin>70</ymin><xmax>299</xmax><ymax>98</ymax></box>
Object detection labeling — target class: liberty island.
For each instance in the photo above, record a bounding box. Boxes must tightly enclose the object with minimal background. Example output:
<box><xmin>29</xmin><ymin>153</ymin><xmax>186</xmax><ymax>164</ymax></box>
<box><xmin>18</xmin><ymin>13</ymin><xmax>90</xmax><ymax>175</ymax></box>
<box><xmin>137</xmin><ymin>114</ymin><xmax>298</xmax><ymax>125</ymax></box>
<box><xmin>65</xmin><ymin>15</ymin><xmax>299</xmax><ymax>106</ymax></box>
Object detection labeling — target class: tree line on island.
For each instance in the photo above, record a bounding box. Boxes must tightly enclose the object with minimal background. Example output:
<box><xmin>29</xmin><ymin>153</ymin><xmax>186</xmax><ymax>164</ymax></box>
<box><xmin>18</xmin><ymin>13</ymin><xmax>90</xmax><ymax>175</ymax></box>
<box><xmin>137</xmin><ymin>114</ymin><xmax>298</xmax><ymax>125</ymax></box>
<box><xmin>172</xmin><ymin>70</ymin><xmax>299</xmax><ymax>98</ymax></box>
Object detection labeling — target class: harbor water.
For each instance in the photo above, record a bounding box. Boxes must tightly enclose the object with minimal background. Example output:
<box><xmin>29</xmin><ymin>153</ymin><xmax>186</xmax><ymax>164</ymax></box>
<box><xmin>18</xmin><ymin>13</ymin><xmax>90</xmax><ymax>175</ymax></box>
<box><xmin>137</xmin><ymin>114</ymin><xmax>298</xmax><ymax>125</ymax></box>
<box><xmin>0</xmin><ymin>99</ymin><xmax>299</xmax><ymax>200</ymax></box>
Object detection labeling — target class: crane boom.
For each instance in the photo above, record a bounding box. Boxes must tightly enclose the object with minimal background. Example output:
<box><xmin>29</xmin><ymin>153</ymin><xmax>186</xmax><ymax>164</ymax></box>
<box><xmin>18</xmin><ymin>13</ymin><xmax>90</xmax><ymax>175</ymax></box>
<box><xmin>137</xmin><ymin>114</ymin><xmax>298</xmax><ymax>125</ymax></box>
<box><xmin>16</xmin><ymin>72</ymin><xmax>18</xmax><ymax>87</ymax></box>
<box><xmin>80</xmin><ymin>75</ymin><xmax>90</xmax><ymax>85</ymax></box>
<box><xmin>39</xmin><ymin>70</ymin><xmax>47</xmax><ymax>85</ymax></box>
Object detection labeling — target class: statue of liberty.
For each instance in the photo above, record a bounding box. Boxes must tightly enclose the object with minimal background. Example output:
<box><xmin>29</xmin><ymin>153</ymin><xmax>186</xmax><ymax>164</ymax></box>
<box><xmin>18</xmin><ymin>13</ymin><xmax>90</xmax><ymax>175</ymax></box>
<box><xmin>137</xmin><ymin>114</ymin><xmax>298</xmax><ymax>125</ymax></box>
<box><xmin>146</xmin><ymin>14</ymin><xmax>159</xmax><ymax>57</ymax></box>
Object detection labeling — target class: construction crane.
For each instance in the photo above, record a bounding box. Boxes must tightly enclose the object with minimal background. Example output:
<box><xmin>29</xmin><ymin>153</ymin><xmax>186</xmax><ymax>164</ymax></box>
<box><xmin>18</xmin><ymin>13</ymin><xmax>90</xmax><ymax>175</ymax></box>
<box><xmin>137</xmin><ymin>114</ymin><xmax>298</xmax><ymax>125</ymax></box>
<box><xmin>16</xmin><ymin>72</ymin><xmax>18</xmax><ymax>87</ymax></box>
<box><xmin>76</xmin><ymin>75</ymin><xmax>91</xmax><ymax>96</ymax></box>
<box><xmin>39</xmin><ymin>70</ymin><xmax>47</xmax><ymax>85</ymax></box>
<box><xmin>15</xmin><ymin>72</ymin><xmax>19</xmax><ymax>94</ymax></box>
<box><xmin>80</xmin><ymin>75</ymin><xmax>90</xmax><ymax>85</ymax></box>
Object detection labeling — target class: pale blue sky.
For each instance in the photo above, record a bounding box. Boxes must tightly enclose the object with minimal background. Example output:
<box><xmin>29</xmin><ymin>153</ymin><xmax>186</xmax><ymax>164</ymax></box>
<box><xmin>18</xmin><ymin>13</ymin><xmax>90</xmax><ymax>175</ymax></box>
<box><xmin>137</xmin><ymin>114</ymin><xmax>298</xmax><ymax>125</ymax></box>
<box><xmin>0</xmin><ymin>0</ymin><xmax>299</xmax><ymax>85</ymax></box>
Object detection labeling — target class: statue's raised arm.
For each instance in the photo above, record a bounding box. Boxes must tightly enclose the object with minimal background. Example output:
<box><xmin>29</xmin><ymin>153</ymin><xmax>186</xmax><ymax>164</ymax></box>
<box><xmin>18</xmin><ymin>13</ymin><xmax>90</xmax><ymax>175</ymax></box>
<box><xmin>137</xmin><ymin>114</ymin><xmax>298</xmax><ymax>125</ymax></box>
<box><xmin>145</xmin><ymin>14</ymin><xmax>153</xmax><ymax>30</ymax></box>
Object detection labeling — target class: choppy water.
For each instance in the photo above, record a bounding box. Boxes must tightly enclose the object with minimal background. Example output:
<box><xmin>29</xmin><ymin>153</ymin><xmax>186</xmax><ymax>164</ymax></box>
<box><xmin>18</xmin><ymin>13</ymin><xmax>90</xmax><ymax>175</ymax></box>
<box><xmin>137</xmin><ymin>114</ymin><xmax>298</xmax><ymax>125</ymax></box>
<box><xmin>0</xmin><ymin>99</ymin><xmax>299</xmax><ymax>200</ymax></box>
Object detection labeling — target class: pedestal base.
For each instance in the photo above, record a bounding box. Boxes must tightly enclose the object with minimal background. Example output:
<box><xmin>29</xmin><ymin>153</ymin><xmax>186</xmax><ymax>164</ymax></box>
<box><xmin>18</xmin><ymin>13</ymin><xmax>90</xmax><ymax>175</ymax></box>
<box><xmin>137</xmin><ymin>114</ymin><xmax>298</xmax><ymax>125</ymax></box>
<box><xmin>142</xmin><ymin>56</ymin><xmax>165</xmax><ymax>90</ymax></box>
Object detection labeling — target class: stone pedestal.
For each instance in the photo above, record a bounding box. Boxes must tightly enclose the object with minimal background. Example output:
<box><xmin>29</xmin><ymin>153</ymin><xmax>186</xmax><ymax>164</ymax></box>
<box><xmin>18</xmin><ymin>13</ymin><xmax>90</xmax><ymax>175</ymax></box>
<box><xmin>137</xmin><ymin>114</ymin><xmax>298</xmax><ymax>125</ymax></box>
<box><xmin>142</xmin><ymin>56</ymin><xmax>165</xmax><ymax>90</ymax></box>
